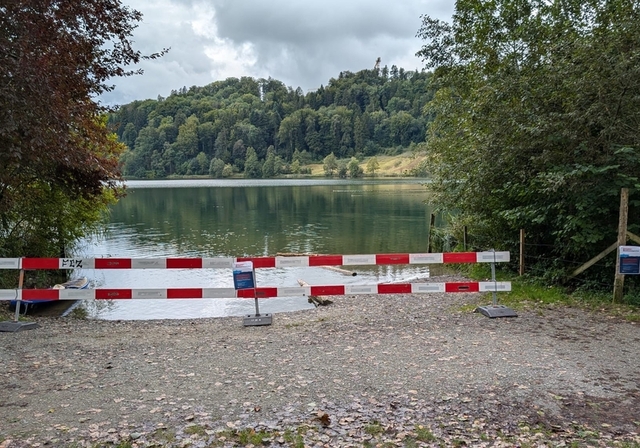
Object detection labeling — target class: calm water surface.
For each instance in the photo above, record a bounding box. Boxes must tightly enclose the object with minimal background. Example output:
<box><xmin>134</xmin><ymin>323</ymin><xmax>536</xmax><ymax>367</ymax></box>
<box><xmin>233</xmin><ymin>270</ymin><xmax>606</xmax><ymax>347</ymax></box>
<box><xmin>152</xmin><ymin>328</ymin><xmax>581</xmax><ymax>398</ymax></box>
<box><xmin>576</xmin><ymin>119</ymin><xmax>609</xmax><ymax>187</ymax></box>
<box><xmin>76</xmin><ymin>179</ymin><xmax>437</xmax><ymax>320</ymax></box>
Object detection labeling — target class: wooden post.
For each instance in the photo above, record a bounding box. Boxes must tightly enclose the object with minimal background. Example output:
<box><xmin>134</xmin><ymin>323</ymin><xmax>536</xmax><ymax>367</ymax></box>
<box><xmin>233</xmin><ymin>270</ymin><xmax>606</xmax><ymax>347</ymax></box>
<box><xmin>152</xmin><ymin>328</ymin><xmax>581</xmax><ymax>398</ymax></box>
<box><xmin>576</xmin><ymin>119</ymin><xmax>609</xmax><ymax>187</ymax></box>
<box><xmin>570</xmin><ymin>241</ymin><xmax>618</xmax><ymax>278</ymax></box>
<box><xmin>319</xmin><ymin>265</ymin><xmax>357</xmax><ymax>276</ymax></box>
<box><xmin>613</xmin><ymin>188</ymin><xmax>629</xmax><ymax>302</ymax></box>
<box><xmin>427</xmin><ymin>213</ymin><xmax>436</xmax><ymax>253</ymax></box>
<box><xmin>463</xmin><ymin>226</ymin><xmax>468</xmax><ymax>251</ymax></box>
<box><xmin>627</xmin><ymin>231</ymin><xmax>640</xmax><ymax>245</ymax></box>
<box><xmin>298</xmin><ymin>279</ymin><xmax>332</xmax><ymax>306</ymax></box>
<box><xmin>519</xmin><ymin>229</ymin><xmax>525</xmax><ymax>276</ymax></box>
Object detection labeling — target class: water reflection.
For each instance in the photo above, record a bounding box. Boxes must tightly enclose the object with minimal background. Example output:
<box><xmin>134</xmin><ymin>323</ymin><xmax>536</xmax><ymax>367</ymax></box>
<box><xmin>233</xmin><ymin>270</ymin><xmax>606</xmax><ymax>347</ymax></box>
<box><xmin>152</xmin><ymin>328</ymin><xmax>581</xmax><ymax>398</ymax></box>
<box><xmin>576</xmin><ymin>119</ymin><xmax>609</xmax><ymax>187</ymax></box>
<box><xmin>78</xmin><ymin>179</ymin><xmax>437</xmax><ymax>320</ymax></box>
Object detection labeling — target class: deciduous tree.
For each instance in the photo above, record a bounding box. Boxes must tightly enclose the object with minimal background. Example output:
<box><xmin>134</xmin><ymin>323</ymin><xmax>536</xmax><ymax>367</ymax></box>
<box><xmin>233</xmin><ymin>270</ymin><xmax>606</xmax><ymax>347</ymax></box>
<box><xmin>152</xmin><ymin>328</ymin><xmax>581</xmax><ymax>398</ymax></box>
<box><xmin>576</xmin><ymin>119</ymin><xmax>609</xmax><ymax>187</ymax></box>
<box><xmin>417</xmin><ymin>0</ymin><xmax>640</xmax><ymax>281</ymax></box>
<box><xmin>323</xmin><ymin>153</ymin><xmax>338</xmax><ymax>177</ymax></box>
<box><xmin>366</xmin><ymin>157</ymin><xmax>380</xmax><ymax>176</ymax></box>
<box><xmin>209</xmin><ymin>158</ymin><xmax>225</xmax><ymax>178</ymax></box>
<box><xmin>244</xmin><ymin>147</ymin><xmax>262</xmax><ymax>178</ymax></box>
<box><xmin>348</xmin><ymin>157</ymin><xmax>363</xmax><ymax>178</ymax></box>
<box><xmin>0</xmin><ymin>0</ymin><xmax>165</xmax><ymax>264</ymax></box>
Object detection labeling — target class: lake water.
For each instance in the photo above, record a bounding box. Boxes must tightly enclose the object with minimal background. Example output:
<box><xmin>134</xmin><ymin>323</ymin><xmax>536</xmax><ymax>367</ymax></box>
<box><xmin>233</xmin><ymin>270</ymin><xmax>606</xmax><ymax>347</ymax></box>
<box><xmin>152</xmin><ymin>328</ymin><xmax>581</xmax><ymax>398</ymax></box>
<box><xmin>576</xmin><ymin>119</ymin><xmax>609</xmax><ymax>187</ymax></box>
<box><xmin>75</xmin><ymin>178</ymin><xmax>438</xmax><ymax>320</ymax></box>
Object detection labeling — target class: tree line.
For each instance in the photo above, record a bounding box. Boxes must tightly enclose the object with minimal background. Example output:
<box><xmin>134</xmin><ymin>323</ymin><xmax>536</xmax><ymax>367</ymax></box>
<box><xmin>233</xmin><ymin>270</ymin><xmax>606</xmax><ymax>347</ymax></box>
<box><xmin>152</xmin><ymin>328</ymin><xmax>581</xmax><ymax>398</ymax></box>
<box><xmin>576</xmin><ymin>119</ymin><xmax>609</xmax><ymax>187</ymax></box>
<box><xmin>108</xmin><ymin>68</ymin><xmax>434</xmax><ymax>179</ymax></box>
<box><xmin>418</xmin><ymin>0</ymin><xmax>640</xmax><ymax>286</ymax></box>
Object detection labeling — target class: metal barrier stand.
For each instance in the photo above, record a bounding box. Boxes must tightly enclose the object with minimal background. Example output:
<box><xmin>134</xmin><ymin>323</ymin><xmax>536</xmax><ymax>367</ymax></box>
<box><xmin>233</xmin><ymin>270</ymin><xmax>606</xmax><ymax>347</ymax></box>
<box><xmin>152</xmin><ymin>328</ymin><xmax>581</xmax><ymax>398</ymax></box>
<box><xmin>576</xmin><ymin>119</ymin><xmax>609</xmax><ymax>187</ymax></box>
<box><xmin>0</xmin><ymin>269</ymin><xmax>40</xmax><ymax>332</ymax></box>
<box><xmin>1</xmin><ymin>251</ymin><xmax>515</xmax><ymax>327</ymax></box>
<box><xmin>241</xmin><ymin>265</ymin><xmax>272</xmax><ymax>327</ymax></box>
<box><xmin>475</xmin><ymin>250</ymin><xmax>517</xmax><ymax>318</ymax></box>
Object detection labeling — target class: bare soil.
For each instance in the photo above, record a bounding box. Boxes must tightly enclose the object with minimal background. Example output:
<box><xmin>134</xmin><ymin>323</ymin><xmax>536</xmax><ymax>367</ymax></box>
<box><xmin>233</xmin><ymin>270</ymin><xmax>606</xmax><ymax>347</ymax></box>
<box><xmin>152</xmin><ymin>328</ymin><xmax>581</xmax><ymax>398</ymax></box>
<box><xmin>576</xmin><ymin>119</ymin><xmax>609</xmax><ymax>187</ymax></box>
<box><xmin>1</xmin><ymin>282</ymin><xmax>639</xmax><ymax>447</ymax></box>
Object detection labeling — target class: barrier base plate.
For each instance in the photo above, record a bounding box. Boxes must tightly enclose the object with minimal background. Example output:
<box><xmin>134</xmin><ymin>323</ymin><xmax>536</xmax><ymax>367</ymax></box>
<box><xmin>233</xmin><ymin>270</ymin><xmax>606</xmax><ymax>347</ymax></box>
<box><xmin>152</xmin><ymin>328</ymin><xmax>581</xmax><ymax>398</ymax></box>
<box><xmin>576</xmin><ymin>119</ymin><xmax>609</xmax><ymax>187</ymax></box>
<box><xmin>475</xmin><ymin>305</ymin><xmax>518</xmax><ymax>318</ymax></box>
<box><xmin>243</xmin><ymin>314</ymin><xmax>273</xmax><ymax>327</ymax></box>
<box><xmin>0</xmin><ymin>321</ymin><xmax>40</xmax><ymax>332</ymax></box>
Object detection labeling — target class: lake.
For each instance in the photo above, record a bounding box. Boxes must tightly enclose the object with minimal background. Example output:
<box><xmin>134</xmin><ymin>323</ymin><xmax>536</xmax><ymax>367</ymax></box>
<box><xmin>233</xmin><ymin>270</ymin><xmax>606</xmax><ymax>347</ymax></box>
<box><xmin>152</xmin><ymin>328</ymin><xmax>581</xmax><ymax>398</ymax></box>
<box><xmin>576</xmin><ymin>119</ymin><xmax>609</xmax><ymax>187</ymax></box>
<box><xmin>75</xmin><ymin>178</ymin><xmax>438</xmax><ymax>320</ymax></box>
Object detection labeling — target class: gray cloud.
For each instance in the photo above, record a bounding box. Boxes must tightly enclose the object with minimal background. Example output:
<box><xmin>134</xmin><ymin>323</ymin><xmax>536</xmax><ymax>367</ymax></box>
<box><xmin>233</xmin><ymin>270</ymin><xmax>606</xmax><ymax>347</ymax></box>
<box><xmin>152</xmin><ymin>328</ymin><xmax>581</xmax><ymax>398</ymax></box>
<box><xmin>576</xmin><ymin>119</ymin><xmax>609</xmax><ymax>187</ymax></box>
<box><xmin>100</xmin><ymin>0</ymin><xmax>453</xmax><ymax>105</ymax></box>
<box><xmin>214</xmin><ymin>1</ymin><xmax>419</xmax><ymax>42</ymax></box>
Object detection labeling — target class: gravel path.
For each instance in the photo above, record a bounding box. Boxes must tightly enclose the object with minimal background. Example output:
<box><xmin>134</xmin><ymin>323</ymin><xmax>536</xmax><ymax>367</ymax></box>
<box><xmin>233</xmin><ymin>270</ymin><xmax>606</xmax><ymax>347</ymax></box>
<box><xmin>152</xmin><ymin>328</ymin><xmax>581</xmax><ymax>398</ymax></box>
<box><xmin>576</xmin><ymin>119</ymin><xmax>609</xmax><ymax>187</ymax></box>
<box><xmin>1</xmin><ymin>280</ymin><xmax>639</xmax><ymax>447</ymax></box>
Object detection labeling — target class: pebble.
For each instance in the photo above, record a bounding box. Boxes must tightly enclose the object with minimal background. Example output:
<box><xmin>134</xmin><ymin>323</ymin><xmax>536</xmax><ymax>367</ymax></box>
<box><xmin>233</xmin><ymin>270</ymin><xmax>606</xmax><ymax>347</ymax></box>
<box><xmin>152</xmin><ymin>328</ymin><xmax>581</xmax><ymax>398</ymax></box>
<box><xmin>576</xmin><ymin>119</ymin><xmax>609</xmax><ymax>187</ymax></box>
<box><xmin>1</xmin><ymin>286</ymin><xmax>640</xmax><ymax>446</ymax></box>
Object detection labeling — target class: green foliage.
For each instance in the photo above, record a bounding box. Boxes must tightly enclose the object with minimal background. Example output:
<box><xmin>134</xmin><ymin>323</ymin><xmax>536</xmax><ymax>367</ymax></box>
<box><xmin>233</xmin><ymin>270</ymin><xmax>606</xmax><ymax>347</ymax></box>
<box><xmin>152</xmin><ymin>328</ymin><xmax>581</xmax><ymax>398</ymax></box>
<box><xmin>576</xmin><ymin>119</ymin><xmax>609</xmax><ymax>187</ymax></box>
<box><xmin>0</xmin><ymin>1</ymin><xmax>161</xmax><ymax>274</ymax></box>
<box><xmin>337</xmin><ymin>160</ymin><xmax>348</xmax><ymax>178</ymax></box>
<box><xmin>236</xmin><ymin>428</ymin><xmax>271</xmax><ymax>445</ymax></box>
<box><xmin>283</xmin><ymin>428</ymin><xmax>307</xmax><ymax>448</ymax></box>
<box><xmin>366</xmin><ymin>156</ymin><xmax>380</xmax><ymax>175</ymax></box>
<box><xmin>110</xmin><ymin>69</ymin><xmax>435</xmax><ymax>178</ymax></box>
<box><xmin>183</xmin><ymin>424</ymin><xmax>206</xmax><ymax>436</ymax></box>
<box><xmin>291</xmin><ymin>159</ymin><xmax>301</xmax><ymax>174</ymax></box>
<box><xmin>410</xmin><ymin>158</ymin><xmax>429</xmax><ymax>177</ymax></box>
<box><xmin>0</xmin><ymin>179</ymin><xmax>118</xmax><ymax>288</ymax></box>
<box><xmin>417</xmin><ymin>0</ymin><xmax>640</xmax><ymax>282</ymax></box>
<box><xmin>222</xmin><ymin>163</ymin><xmax>234</xmax><ymax>178</ymax></box>
<box><xmin>347</xmin><ymin>157</ymin><xmax>364</xmax><ymax>178</ymax></box>
<box><xmin>69</xmin><ymin>304</ymin><xmax>89</xmax><ymax>320</ymax></box>
<box><xmin>415</xmin><ymin>425</ymin><xmax>437</xmax><ymax>442</ymax></box>
<box><xmin>194</xmin><ymin>152</ymin><xmax>209</xmax><ymax>175</ymax></box>
<box><xmin>459</xmin><ymin>266</ymin><xmax>640</xmax><ymax>320</ymax></box>
<box><xmin>243</xmin><ymin>147</ymin><xmax>262</xmax><ymax>178</ymax></box>
<box><xmin>364</xmin><ymin>421</ymin><xmax>384</xmax><ymax>435</ymax></box>
<box><xmin>209</xmin><ymin>158</ymin><xmax>225</xmax><ymax>178</ymax></box>
<box><xmin>323</xmin><ymin>152</ymin><xmax>338</xmax><ymax>176</ymax></box>
<box><xmin>261</xmin><ymin>146</ymin><xmax>285</xmax><ymax>178</ymax></box>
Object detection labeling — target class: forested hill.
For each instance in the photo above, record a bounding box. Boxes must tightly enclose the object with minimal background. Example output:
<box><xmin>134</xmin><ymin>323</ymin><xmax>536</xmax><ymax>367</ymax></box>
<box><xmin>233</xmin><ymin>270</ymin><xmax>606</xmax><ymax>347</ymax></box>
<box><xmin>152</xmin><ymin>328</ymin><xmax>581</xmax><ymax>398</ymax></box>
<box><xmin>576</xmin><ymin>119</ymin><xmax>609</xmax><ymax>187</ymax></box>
<box><xmin>108</xmin><ymin>66</ymin><xmax>434</xmax><ymax>179</ymax></box>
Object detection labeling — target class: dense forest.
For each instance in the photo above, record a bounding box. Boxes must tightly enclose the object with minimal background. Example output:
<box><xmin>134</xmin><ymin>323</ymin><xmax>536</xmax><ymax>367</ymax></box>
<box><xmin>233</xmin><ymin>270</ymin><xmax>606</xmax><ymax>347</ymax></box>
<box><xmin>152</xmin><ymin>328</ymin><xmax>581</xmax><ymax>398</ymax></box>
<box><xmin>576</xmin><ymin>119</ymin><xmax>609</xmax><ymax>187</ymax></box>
<box><xmin>108</xmin><ymin>66</ymin><xmax>434</xmax><ymax>179</ymax></box>
<box><xmin>418</xmin><ymin>0</ymin><xmax>640</xmax><ymax>285</ymax></box>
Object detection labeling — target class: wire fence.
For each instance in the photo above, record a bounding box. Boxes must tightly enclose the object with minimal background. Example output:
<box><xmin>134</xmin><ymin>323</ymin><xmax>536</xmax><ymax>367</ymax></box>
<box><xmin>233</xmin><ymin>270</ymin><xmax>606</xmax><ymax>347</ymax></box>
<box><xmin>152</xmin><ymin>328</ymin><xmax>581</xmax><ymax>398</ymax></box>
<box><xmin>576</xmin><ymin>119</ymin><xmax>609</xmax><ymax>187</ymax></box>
<box><xmin>427</xmin><ymin>222</ymin><xmax>640</xmax><ymax>302</ymax></box>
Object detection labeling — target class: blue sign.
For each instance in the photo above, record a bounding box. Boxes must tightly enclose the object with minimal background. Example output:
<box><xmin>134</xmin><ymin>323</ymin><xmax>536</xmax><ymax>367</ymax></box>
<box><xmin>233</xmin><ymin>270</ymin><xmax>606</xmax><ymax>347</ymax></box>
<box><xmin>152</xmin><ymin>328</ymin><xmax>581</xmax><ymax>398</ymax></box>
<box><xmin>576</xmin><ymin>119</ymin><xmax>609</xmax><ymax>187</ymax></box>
<box><xmin>620</xmin><ymin>257</ymin><xmax>640</xmax><ymax>275</ymax></box>
<box><xmin>619</xmin><ymin>246</ymin><xmax>640</xmax><ymax>275</ymax></box>
<box><xmin>233</xmin><ymin>261</ymin><xmax>256</xmax><ymax>289</ymax></box>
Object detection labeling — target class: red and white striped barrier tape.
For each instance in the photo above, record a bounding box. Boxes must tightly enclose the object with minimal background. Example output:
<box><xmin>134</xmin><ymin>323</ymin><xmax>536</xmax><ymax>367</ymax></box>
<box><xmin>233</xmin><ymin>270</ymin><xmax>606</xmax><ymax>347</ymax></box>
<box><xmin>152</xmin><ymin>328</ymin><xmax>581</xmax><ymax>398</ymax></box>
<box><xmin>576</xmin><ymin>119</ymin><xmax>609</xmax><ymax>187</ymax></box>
<box><xmin>0</xmin><ymin>251</ymin><xmax>510</xmax><ymax>270</ymax></box>
<box><xmin>0</xmin><ymin>281</ymin><xmax>511</xmax><ymax>302</ymax></box>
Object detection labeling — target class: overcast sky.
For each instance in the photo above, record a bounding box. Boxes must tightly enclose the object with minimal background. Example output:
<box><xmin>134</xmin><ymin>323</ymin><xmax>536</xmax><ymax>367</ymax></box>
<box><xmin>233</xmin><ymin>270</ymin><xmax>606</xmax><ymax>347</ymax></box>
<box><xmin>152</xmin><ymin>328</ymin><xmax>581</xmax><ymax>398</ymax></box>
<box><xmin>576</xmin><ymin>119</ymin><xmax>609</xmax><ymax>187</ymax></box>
<box><xmin>99</xmin><ymin>0</ymin><xmax>454</xmax><ymax>106</ymax></box>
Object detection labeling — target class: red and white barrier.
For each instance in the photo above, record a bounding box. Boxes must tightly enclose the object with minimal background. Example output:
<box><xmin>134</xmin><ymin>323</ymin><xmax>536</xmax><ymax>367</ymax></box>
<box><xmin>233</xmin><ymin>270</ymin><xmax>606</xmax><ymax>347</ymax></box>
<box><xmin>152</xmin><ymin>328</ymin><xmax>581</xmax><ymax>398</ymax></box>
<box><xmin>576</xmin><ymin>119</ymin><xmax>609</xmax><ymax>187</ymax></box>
<box><xmin>0</xmin><ymin>251</ymin><xmax>510</xmax><ymax>270</ymax></box>
<box><xmin>0</xmin><ymin>281</ymin><xmax>511</xmax><ymax>302</ymax></box>
<box><xmin>0</xmin><ymin>251</ymin><xmax>512</xmax><ymax>311</ymax></box>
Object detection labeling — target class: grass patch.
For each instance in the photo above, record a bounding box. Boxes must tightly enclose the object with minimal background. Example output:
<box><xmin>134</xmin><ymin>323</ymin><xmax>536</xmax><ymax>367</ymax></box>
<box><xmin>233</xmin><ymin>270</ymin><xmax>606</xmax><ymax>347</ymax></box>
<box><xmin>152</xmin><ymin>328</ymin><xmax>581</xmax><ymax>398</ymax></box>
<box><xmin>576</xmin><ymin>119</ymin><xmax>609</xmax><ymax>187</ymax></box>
<box><xmin>114</xmin><ymin>443</ymin><xmax>133</xmax><ymax>448</ymax></box>
<box><xmin>69</xmin><ymin>304</ymin><xmax>88</xmax><ymax>319</ymax></box>
<box><xmin>283</xmin><ymin>429</ymin><xmax>305</xmax><ymax>448</ymax></box>
<box><xmin>184</xmin><ymin>424</ymin><xmax>207</xmax><ymax>436</ymax></box>
<box><xmin>457</xmin><ymin>264</ymin><xmax>640</xmax><ymax>321</ymax></box>
<box><xmin>212</xmin><ymin>427</ymin><xmax>310</xmax><ymax>447</ymax></box>
<box><xmin>415</xmin><ymin>424</ymin><xmax>437</xmax><ymax>442</ymax></box>
<box><xmin>0</xmin><ymin>307</ymin><xmax>33</xmax><ymax>322</ymax></box>
<box><xmin>364</xmin><ymin>421</ymin><xmax>384</xmax><ymax>436</ymax></box>
<box><xmin>153</xmin><ymin>428</ymin><xmax>176</xmax><ymax>443</ymax></box>
<box><xmin>236</xmin><ymin>428</ymin><xmax>271</xmax><ymax>445</ymax></box>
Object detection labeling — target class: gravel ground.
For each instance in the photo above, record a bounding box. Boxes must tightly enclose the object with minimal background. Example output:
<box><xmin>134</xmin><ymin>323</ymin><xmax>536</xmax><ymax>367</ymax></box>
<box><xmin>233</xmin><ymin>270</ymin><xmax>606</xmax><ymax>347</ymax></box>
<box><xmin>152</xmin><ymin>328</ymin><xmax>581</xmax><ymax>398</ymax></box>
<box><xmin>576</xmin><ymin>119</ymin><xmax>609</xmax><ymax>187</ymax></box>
<box><xmin>1</xmin><ymin>278</ymin><xmax>640</xmax><ymax>447</ymax></box>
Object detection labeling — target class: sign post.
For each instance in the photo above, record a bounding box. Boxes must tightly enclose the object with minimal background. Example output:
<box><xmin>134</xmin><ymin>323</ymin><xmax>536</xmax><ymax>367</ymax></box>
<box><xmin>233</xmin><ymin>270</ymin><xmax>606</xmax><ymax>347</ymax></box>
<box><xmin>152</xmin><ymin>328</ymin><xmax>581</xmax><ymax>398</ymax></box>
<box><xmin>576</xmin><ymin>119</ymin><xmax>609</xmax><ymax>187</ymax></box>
<box><xmin>0</xmin><ymin>268</ymin><xmax>40</xmax><ymax>332</ymax></box>
<box><xmin>474</xmin><ymin>249</ymin><xmax>517</xmax><ymax>318</ymax></box>
<box><xmin>233</xmin><ymin>261</ymin><xmax>272</xmax><ymax>326</ymax></box>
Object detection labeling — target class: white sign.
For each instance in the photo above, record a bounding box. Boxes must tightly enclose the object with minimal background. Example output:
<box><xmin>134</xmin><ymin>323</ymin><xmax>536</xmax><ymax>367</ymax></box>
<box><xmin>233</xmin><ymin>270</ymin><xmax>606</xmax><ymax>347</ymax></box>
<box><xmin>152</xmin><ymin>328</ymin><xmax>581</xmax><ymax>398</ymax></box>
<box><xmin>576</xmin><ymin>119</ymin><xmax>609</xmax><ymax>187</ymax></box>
<box><xmin>620</xmin><ymin>246</ymin><xmax>640</xmax><ymax>257</ymax></box>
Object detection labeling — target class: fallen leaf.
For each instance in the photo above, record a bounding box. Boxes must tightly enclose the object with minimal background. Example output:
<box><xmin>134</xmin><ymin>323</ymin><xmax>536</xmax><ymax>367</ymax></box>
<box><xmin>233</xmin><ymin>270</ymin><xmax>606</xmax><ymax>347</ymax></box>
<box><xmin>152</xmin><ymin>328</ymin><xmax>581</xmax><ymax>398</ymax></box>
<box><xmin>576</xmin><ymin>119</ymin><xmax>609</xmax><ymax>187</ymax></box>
<box><xmin>316</xmin><ymin>411</ymin><xmax>331</xmax><ymax>427</ymax></box>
